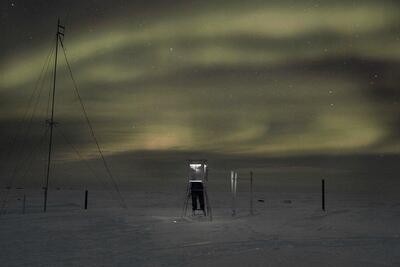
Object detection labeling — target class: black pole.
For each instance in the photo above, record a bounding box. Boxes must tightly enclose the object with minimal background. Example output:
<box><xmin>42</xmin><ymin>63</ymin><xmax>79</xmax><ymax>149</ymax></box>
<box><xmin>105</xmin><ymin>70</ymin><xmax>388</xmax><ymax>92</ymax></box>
<box><xmin>84</xmin><ymin>190</ymin><xmax>88</xmax><ymax>210</ymax></box>
<box><xmin>44</xmin><ymin>19</ymin><xmax>61</xmax><ymax>213</ymax></box>
<box><xmin>250</xmin><ymin>171</ymin><xmax>253</xmax><ymax>215</ymax></box>
<box><xmin>322</xmin><ymin>179</ymin><xmax>325</xmax><ymax>211</ymax></box>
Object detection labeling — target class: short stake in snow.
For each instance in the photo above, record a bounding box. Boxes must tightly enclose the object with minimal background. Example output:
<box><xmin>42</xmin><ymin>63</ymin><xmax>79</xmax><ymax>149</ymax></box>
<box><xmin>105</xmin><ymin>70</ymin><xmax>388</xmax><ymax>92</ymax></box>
<box><xmin>250</xmin><ymin>171</ymin><xmax>254</xmax><ymax>215</ymax></box>
<box><xmin>84</xmin><ymin>190</ymin><xmax>88</xmax><ymax>210</ymax></box>
<box><xmin>322</xmin><ymin>179</ymin><xmax>325</xmax><ymax>211</ymax></box>
<box><xmin>22</xmin><ymin>194</ymin><xmax>26</xmax><ymax>214</ymax></box>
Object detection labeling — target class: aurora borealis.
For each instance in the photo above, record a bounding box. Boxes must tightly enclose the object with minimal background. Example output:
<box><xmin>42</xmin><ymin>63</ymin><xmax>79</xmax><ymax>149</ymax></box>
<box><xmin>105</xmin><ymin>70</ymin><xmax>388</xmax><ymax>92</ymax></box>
<box><xmin>0</xmin><ymin>1</ymin><xmax>400</xmax><ymax>186</ymax></box>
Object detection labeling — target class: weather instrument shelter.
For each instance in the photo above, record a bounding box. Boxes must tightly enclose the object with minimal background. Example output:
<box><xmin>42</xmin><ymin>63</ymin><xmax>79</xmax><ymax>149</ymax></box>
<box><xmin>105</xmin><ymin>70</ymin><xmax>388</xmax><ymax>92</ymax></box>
<box><xmin>182</xmin><ymin>160</ymin><xmax>212</xmax><ymax>218</ymax></box>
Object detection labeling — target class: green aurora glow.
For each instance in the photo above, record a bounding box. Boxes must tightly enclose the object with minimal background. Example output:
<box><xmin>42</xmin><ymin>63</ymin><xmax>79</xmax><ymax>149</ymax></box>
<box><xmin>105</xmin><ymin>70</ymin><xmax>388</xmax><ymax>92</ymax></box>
<box><xmin>1</xmin><ymin>1</ymin><xmax>399</xmax><ymax>159</ymax></box>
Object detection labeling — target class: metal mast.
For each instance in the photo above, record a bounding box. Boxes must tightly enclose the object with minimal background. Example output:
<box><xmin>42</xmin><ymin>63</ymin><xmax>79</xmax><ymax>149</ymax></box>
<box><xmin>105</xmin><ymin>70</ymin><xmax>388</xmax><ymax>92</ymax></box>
<box><xmin>43</xmin><ymin>19</ymin><xmax>64</xmax><ymax>212</ymax></box>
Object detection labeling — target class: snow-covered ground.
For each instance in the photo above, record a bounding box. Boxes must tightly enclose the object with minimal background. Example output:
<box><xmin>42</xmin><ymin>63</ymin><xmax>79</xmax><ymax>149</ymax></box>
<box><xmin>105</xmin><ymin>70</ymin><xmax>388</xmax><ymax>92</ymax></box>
<box><xmin>1</xmin><ymin>189</ymin><xmax>400</xmax><ymax>266</ymax></box>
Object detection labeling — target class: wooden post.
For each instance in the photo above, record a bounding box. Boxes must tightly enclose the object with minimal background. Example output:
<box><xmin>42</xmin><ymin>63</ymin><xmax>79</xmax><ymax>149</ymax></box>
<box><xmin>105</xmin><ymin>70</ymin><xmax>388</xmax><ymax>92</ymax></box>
<box><xmin>22</xmin><ymin>194</ymin><xmax>26</xmax><ymax>214</ymax></box>
<box><xmin>322</xmin><ymin>179</ymin><xmax>325</xmax><ymax>211</ymax></box>
<box><xmin>234</xmin><ymin>172</ymin><xmax>237</xmax><ymax>213</ymax></box>
<box><xmin>231</xmin><ymin>171</ymin><xmax>234</xmax><ymax>216</ymax></box>
<box><xmin>84</xmin><ymin>190</ymin><xmax>88</xmax><ymax>210</ymax></box>
<box><xmin>250</xmin><ymin>171</ymin><xmax>253</xmax><ymax>215</ymax></box>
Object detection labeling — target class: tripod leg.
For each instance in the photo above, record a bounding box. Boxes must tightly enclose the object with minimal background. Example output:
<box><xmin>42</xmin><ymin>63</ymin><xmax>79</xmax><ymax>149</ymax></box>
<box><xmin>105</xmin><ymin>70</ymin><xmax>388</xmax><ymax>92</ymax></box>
<box><xmin>204</xmin><ymin>186</ymin><xmax>212</xmax><ymax>221</ymax></box>
<box><xmin>182</xmin><ymin>183</ymin><xmax>191</xmax><ymax>217</ymax></box>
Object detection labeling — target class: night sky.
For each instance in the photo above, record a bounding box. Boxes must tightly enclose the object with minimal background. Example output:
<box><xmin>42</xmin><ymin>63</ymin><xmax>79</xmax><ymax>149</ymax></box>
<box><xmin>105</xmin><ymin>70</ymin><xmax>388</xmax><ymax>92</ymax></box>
<box><xmin>1</xmin><ymin>1</ymin><xmax>400</xmax><ymax>189</ymax></box>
